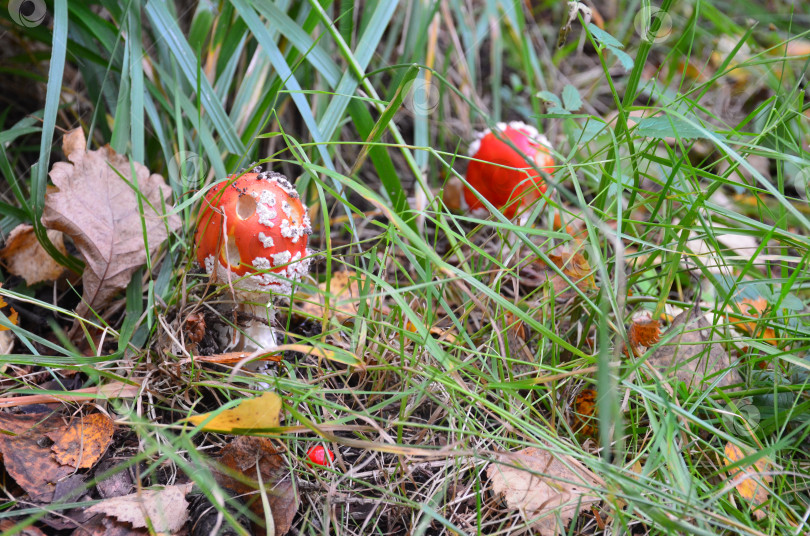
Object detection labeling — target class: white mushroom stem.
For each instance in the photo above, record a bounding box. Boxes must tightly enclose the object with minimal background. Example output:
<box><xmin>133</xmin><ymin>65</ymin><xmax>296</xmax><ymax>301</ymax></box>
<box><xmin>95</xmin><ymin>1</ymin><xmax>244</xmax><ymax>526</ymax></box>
<box><xmin>240</xmin><ymin>301</ymin><xmax>277</xmax><ymax>352</ymax></box>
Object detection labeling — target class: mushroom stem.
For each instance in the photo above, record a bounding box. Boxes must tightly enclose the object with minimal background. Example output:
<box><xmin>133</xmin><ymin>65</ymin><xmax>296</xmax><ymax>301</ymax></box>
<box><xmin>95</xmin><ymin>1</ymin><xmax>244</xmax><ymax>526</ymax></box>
<box><xmin>240</xmin><ymin>301</ymin><xmax>277</xmax><ymax>352</ymax></box>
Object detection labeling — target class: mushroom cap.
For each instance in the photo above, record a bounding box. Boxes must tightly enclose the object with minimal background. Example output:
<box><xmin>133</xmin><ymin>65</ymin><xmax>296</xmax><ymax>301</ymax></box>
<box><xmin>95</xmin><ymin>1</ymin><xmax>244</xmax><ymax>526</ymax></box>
<box><xmin>465</xmin><ymin>121</ymin><xmax>554</xmax><ymax>218</ymax></box>
<box><xmin>195</xmin><ymin>170</ymin><xmax>312</xmax><ymax>295</ymax></box>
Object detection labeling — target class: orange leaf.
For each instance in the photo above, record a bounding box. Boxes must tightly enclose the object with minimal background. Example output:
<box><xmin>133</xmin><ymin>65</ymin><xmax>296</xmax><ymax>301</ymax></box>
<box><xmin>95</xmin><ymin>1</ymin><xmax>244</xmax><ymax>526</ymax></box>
<box><xmin>544</xmin><ymin>250</ymin><xmax>597</xmax><ymax>292</ymax></box>
<box><xmin>0</xmin><ymin>284</ymin><xmax>18</xmax><ymax>331</ymax></box>
<box><xmin>723</xmin><ymin>442</ymin><xmax>772</xmax><ymax>520</ymax></box>
<box><xmin>728</xmin><ymin>297</ymin><xmax>777</xmax><ymax>344</ymax></box>
<box><xmin>628</xmin><ymin>314</ymin><xmax>661</xmax><ymax>350</ymax></box>
<box><xmin>0</xmin><ymin>413</ymin><xmax>74</xmax><ymax>501</ymax></box>
<box><xmin>572</xmin><ymin>388</ymin><xmax>598</xmax><ymax>438</ymax></box>
<box><xmin>47</xmin><ymin>413</ymin><xmax>114</xmax><ymax>469</ymax></box>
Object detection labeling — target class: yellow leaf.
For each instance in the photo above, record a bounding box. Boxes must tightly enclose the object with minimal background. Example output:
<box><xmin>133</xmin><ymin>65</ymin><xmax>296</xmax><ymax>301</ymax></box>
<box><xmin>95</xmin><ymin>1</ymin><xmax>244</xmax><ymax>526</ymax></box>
<box><xmin>182</xmin><ymin>392</ymin><xmax>282</xmax><ymax>435</ymax></box>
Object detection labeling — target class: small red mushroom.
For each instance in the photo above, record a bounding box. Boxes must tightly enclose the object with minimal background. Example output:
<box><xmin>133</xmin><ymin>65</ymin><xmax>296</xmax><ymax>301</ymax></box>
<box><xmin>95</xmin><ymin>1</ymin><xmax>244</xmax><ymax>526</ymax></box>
<box><xmin>305</xmin><ymin>445</ymin><xmax>335</xmax><ymax>467</ymax></box>
<box><xmin>195</xmin><ymin>168</ymin><xmax>312</xmax><ymax>350</ymax></box>
<box><xmin>465</xmin><ymin>121</ymin><xmax>555</xmax><ymax>218</ymax></box>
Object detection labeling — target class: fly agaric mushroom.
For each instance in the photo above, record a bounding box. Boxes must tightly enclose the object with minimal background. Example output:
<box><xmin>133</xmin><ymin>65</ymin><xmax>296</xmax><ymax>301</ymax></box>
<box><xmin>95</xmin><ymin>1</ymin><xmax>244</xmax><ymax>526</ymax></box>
<box><xmin>195</xmin><ymin>168</ymin><xmax>312</xmax><ymax>351</ymax></box>
<box><xmin>465</xmin><ymin>121</ymin><xmax>555</xmax><ymax>218</ymax></box>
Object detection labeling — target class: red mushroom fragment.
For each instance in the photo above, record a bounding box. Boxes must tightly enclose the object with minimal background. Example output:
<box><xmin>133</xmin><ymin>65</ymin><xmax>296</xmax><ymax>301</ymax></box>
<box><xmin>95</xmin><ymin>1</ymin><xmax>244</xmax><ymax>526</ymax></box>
<box><xmin>306</xmin><ymin>445</ymin><xmax>335</xmax><ymax>467</ymax></box>
<box><xmin>465</xmin><ymin>121</ymin><xmax>555</xmax><ymax>218</ymax></box>
<box><xmin>195</xmin><ymin>168</ymin><xmax>312</xmax><ymax>351</ymax></box>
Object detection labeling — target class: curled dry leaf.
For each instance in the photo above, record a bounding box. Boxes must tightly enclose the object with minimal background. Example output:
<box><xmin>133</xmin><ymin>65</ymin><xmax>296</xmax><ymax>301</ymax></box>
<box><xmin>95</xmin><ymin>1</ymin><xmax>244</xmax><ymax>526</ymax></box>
<box><xmin>86</xmin><ymin>483</ymin><xmax>193</xmax><ymax>534</ymax></box>
<box><xmin>547</xmin><ymin>250</ymin><xmax>597</xmax><ymax>290</ymax></box>
<box><xmin>487</xmin><ymin>446</ymin><xmax>602</xmax><ymax>535</ymax></box>
<box><xmin>181</xmin><ymin>391</ymin><xmax>281</xmax><ymax>434</ymax></box>
<box><xmin>41</xmin><ymin>127</ymin><xmax>181</xmax><ymax>319</ymax></box>
<box><xmin>723</xmin><ymin>442</ymin><xmax>772</xmax><ymax>520</ymax></box>
<box><xmin>644</xmin><ymin>305</ymin><xmax>742</xmax><ymax>389</ymax></box>
<box><xmin>522</xmin><ymin>249</ymin><xmax>597</xmax><ymax>297</ymax></box>
<box><xmin>627</xmin><ymin>313</ymin><xmax>661</xmax><ymax>354</ymax></box>
<box><xmin>572</xmin><ymin>388</ymin><xmax>598</xmax><ymax>438</ymax></box>
<box><xmin>216</xmin><ymin>436</ymin><xmax>298</xmax><ymax>536</ymax></box>
<box><xmin>47</xmin><ymin>412</ymin><xmax>114</xmax><ymax>469</ymax></box>
<box><xmin>0</xmin><ymin>224</ymin><xmax>66</xmax><ymax>285</ymax></box>
<box><xmin>0</xmin><ymin>412</ymin><xmax>74</xmax><ymax>502</ymax></box>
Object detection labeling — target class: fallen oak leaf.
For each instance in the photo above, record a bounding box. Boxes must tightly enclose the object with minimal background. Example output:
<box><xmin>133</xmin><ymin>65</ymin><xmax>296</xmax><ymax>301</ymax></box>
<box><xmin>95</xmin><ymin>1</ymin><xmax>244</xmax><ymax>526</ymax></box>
<box><xmin>47</xmin><ymin>412</ymin><xmax>114</xmax><ymax>469</ymax></box>
<box><xmin>85</xmin><ymin>483</ymin><xmax>193</xmax><ymax>534</ymax></box>
<box><xmin>181</xmin><ymin>392</ymin><xmax>282</xmax><ymax>434</ymax></box>
<box><xmin>41</xmin><ymin>127</ymin><xmax>181</xmax><ymax>320</ymax></box>
<box><xmin>0</xmin><ymin>224</ymin><xmax>67</xmax><ymax>285</ymax></box>
<box><xmin>487</xmin><ymin>446</ymin><xmax>602</xmax><ymax>535</ymax></box>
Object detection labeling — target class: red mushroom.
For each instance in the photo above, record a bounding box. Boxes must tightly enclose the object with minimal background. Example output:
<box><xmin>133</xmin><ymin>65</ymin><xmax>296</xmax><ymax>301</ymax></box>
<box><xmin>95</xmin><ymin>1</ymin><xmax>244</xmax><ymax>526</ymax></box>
<box><xmin>195</xmin><ymin>168</ymin><xmax>312</xmax><ymax>350</ymax></box>
<box><xmin>465</xmin><ymin>121</ymin><xmax>555</xmax><ymax>218</ymax></box>
<box><xmin>305</xmin><ymin>444</ymin><xmax>335</xmax><ymax>468</ymax></box>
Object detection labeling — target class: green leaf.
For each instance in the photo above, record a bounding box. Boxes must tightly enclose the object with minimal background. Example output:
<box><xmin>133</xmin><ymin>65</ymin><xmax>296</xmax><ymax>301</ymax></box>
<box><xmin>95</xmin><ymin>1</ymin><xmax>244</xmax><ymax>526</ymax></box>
<box><xmin>536</xmin><ymin>90</ymin><xmax>562</xmax><ymax>108</ymax></box>
<box><xmin>587</xmin><ymin>23</ymin><xmax>625</xmax><ymax>49</ymax></box>
<box><xmin>608</xmin><ymin>46</ymin><xmax>635</xmax><ymax>71</ymax></box>
<box><xmin>562</xmin><ymin>84</ymin><xmax>582</xmax><ymax>111</ymax></box>
<box><xmin>635</xmin><ymin>115</ymin><xmax>712</xmax><ymax>139</ymax></box>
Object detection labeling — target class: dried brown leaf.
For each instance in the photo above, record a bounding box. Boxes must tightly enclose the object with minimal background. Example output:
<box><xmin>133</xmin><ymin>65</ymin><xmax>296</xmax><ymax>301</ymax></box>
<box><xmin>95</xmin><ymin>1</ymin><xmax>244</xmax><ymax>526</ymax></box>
<box><xmin>0</xmin><ymin>412</ymin><xmax>73</xmax><ymax>501</ymax></box>
<box><xmin>487</xmin><ymin>446</ymin><xmax>602</xmax><ymax>535</ymax></box>
<box><xmin>216</xmin><ymin>436</ymin><xmax>298</xmax><ymax>536</ymax></box>
<box><xmin>522</xmin><ymin>249</ymin><xmax>598</xmax><ymax>297</ymax></box>
<box><xmin>71</xmin><ymin>515</ymin><xmax>147</xmax><ymax>536</ymax></box>
<box><xmin>85</xmin><ymin>483</ymin><xmax>193</xmax><ymax>533</ymax></box>
<box><xmin>572</xmin><ymin>388</ymin><xmax>598</xmax><ymax>438</ymax></box>
<box><xmin>628</xmin><ymin>313</ymin><xmax>661</xmax><ymax>350</ymax></box>
<box><xmin>47</xmin><ymin>412</ymin><xmax>114</xmax><ymax>469</ymax></box>
<box><xmin>41</xmin><ymin>127</ymin><xmax>181</xmax><ymax>318</ymax></box>
<box><xmin>644</xmin><ymin>306</ymin><xmax>742</xmax><ymax>389</ymax></box>
<box><xmin>0</xmin><ymin>224</ymin><xmax>66</xmax><ymax>285</ymax></box>
<box><xmin>0</xmin><ymin>519</ymin><xmax>47</xmax><ymax>536</ymax></box>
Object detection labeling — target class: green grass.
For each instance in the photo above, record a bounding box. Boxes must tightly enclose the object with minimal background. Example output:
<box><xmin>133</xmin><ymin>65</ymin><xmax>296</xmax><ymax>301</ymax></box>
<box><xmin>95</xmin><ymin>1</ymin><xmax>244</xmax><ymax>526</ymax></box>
<box><xmin>1</xmin><ymin>0</ymin><xmax>810</xmax><ymax>534</ymax></box>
